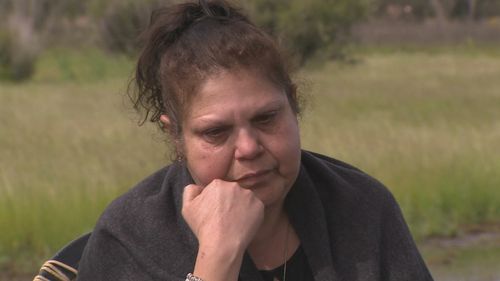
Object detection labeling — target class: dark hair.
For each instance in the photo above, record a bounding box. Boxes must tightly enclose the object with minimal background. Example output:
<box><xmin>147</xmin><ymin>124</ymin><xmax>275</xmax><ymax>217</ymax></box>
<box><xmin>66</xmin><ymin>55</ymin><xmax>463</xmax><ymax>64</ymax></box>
<box><xmin>129</xmin><ymin>0</ymin><xmax>300</xmax><ymax>139</ymax></box>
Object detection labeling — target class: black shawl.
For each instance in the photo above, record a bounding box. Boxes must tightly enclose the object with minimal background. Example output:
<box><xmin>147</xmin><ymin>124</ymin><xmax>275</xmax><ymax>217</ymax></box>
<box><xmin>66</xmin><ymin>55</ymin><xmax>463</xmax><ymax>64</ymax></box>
<box><xmin>77</xmin><ymin>150</ymin><xmax>434</xmax><ymax>281</ymax></box>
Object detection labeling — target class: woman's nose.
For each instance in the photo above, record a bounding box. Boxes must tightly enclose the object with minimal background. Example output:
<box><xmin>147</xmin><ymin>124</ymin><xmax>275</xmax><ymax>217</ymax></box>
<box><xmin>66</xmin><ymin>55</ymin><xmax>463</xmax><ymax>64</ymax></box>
<box><xmin>234</xmin><ymin>128</ymin><xmax>263</xmax><ymax>160</ymax></box>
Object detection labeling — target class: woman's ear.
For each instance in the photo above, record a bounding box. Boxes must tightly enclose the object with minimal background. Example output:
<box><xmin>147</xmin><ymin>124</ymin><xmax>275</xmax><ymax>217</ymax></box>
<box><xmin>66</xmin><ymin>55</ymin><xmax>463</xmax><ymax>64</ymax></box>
<box><xmin>161</xmin><ymin>114</ymin><xmax>184</xmax><ymax>160</ymax></box>
<box><xmin>160</xmin><ymin>114</ymin><xmax>171</xmax><ymax>131</ymax></box>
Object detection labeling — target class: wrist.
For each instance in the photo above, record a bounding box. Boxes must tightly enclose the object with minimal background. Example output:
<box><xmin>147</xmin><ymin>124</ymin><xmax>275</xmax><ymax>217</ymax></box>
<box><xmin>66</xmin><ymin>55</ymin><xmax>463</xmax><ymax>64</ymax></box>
<box><xmin>193</xmin><ymin>242</ymin><xmax>245</xmax><ymax>281</ymax></box>
<box><xmin>197</xmin><ymin>240</ymin><xmax>245</xmax><ymax>265</ymax></box>
<box><xmin>198</xmin><ymin>233</ymin><xmax>247</xmax><ymax>256</ymax></box>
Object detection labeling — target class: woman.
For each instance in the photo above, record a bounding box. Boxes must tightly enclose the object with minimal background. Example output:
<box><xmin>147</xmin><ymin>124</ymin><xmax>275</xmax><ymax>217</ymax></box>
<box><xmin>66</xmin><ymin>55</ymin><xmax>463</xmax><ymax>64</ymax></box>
<box><xmin>77</xmin><ymin>1</ymin><xmax>434</xmax><ymax>281</ymax></box>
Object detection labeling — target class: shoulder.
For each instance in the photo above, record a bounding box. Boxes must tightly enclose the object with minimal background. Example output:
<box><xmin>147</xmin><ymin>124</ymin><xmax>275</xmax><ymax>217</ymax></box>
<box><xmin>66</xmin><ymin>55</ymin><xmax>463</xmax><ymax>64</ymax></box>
<box><xmin>298</xmin><ymin>150</ymin><xmax>406</xmax><ymax>250</ymax></box>
<box><xmin>101</xmin><ymin>166</ymin><xmax>167</xmax><ymax>219</ymax></box>
<box><xmin>79</xmin><ymin>163</ymin><xmax>196</xmax><ymax>279</ymax></box>
<box><xmin>297</xmin><ymin>152</ymin><xmax>432</xmax><ymax>280</ymax></box>
<box><xmin>299</xmin><ymin>150</ymin><xmax>397</xmax><ymax>214</ymax></box>
<box><xmin>94</xmin><ymin>162</ymin><xmax>189</xmax><ymax>235</ymax></box>
<box><xmin>301</xmin><ymin>150</ymin><xmax>391</xmax><ymax>197</ymax></box>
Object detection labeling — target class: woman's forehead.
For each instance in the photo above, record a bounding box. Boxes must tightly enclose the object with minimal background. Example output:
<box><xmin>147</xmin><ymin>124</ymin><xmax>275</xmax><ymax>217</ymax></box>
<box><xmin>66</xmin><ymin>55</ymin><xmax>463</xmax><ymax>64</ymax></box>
<box><xmin>184</xmin><ymin>70</ymin><xmax>287</xmax><ymax>120</ymax></box>
<box><xmin>201</xmin><ymin>69</ymin><xmax>282</xmax><ymax>96</ymax></box>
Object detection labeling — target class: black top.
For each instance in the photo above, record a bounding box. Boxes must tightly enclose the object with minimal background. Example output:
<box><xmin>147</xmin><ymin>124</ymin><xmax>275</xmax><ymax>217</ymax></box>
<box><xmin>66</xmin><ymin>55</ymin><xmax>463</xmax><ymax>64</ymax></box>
<box><xmin>259</xmin><ymin>246</ymin><xmax>314</xmax><ymax>281</ymax></box>
<box><xmin>77</xmin><ymin>150</ymin><xmax>434</xmax><ymax>281</ymax></box>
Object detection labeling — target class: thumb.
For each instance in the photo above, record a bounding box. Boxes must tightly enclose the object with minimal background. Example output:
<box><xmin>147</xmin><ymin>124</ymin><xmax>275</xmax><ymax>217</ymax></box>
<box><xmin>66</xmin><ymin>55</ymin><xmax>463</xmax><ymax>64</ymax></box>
<box><xmin>182</xmin><ymin>184</ymin><xmax>203</xmax><ymax>205</ymax></box>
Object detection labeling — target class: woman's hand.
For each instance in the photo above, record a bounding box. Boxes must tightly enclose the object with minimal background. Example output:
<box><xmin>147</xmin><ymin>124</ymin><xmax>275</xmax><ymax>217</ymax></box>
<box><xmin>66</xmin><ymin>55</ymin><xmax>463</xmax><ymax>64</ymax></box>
<box><xmin>182</xmin><ymin>179</ymin><xmax>265</xmax><ymax>252</ymax></box>
<box><xmin>182</xmin><ymin>179</ymin><xmax>265</xmax><ymax>281</ymax></box>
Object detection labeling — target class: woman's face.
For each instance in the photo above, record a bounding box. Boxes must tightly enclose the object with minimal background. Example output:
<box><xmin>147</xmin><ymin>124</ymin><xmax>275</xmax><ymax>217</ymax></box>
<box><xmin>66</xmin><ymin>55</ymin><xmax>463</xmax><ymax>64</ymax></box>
<box><xmin>180</xmin><ymin>70</ymin><xmax>301</xmax><ymax>208</ymax></box>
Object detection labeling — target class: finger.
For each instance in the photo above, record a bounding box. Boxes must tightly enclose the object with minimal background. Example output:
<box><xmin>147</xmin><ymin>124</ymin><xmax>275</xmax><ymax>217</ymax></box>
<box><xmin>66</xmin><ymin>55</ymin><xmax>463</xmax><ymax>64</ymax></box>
<box><xmin>182</xmin><ymin>184</ymin><xmax>203</xmax><ymax>205</ymax></box>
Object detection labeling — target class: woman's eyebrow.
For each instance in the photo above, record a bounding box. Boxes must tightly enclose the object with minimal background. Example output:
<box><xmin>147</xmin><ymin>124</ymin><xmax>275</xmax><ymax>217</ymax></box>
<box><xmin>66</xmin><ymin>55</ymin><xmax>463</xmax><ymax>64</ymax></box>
<box><xmin>255</xmin><ymin>100</ymin><xmax>285</xmax><ymax>114</ymax></box>
<box><xmin>192</xmin><ymin>119</ymin><xmax>231</xmax><ymax>130</ymax></box>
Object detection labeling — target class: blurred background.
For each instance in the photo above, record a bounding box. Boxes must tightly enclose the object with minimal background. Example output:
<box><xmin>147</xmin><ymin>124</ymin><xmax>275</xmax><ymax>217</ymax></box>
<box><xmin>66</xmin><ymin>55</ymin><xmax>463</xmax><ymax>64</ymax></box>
<box><xmin>0</xmin><ymin>0</ymin><xmax>499</xmax><ymax>280</ymax></box>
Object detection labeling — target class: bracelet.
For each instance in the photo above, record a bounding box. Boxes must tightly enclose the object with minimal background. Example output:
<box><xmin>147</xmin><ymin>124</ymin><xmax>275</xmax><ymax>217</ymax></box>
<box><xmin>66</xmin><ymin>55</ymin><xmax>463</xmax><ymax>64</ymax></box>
<box><xmin>186</xmin><ymin>273</ymin><xmax>204</xmax><ymax>281</ymax></box>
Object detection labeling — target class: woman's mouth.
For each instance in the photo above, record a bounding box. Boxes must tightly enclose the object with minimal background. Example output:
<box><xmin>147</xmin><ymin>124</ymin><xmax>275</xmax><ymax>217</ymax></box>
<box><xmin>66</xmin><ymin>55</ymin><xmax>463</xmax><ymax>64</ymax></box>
<box><xmin>235</xmin><ymin>169</ymin><xmax>274</xmax><ymax>188</ymax></box>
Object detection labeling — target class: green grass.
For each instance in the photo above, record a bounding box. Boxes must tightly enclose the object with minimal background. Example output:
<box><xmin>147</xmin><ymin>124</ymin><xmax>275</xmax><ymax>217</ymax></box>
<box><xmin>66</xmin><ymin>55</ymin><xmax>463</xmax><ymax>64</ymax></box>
<box><xmin>0</xmin><ymin>79</ymin><xmax>169</xmax><ymax>272</ymax></box>
<box><xmin>300</xmin><ymin>51</ymin><xmax>500</xmax><ymax>239</ymax></box>
<box><xmin>1</xmin><ymin>47</ymin><xmax>499</xmax><ymax>274</ymax></box>
<box><xmin>32</xmin><ymin>47</ymin><xmax>133</xmax><ymax>83</ymax></box>
<box><xmin>0</xmin><ymin>49</ymin><xmax>168</xmax><ymax>273</ymax></box>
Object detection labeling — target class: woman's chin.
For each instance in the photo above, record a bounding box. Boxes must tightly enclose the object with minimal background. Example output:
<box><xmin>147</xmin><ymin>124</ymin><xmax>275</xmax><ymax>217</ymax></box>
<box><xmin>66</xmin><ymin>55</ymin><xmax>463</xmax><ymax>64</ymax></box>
<box><xmin>249</xmin><ymin>184</ymin><xmax>288</xmax><ymax>209</ymax></box>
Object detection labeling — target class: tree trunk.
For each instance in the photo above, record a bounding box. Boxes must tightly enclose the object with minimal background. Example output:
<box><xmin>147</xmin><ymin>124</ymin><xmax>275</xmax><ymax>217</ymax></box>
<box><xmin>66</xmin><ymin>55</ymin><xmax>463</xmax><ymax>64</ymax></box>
<box><xmin>429</xmin><ymin>0</ymin><xmax>448</xmax><ymax>25</ymax></box>
<box><xmin>467</xmin><ymin>0</ymin><xmax>477</xmax><ymax>21</ymax></box>
<box><xmin>8</xmin><ymin>0</ymin><xmax>39</xmax><ymax>57</ymax></box>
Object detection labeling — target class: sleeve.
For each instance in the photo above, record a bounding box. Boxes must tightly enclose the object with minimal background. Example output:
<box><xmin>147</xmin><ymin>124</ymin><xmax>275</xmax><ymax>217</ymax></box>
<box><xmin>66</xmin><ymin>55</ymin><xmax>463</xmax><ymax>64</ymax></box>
<box><xmin>76</xmin><ymin>229</ymin><xmax>153</xmax><ymax>281</ymax></box>
<box><xmin>76</xmin><ymin>228</ymin><xmax>184</xmax><ymax>281</ymax></box>
<box><xmin>378</xmin><ymin>191</ymin><xmax>434</xmax><ymax>281</ymax></box>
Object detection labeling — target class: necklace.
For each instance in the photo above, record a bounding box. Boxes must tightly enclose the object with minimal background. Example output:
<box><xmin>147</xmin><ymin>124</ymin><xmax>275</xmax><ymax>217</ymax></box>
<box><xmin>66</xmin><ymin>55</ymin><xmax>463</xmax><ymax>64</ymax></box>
<box><xmin>282</xmin><ymin>221</ymin><xmax>289</xmax><ymax>281</ymax></box>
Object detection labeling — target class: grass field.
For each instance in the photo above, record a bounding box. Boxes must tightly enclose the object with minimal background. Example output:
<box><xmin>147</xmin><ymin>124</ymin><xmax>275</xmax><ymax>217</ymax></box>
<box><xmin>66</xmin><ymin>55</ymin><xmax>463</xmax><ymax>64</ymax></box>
<box><xmin>301</xmin><ymin>48</ymin><xmax>500</xmax><ymax>239</ymax></box>
<box><xmin>1</xmin><ymin>46</ymin><xmax>499</xmax><ymax>275</ymax></box>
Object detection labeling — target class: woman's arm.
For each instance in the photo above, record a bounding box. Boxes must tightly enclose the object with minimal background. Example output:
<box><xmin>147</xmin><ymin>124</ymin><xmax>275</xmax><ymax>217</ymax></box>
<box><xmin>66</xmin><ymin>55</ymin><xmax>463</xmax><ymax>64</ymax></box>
<box><xmin>77</xmin><ymin>230</ymin><xmax>158</xmax><ymax>281</ymax></box>
<box><xmin>182</xmin><ymin>180</ymin><xmax>265</xmax><ymax>281</ymax></box>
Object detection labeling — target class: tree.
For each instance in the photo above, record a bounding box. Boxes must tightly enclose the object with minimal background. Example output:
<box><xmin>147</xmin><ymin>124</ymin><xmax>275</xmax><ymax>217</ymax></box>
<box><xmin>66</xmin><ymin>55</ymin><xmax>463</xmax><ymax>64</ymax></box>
<box><xmin>247</xmin><ymin>0</ymin><xmax>372</xmax><ymax>64</ymax></box>
<box><xmin>98</xmin><ymin>0</ymin><xmax>166</xmax><ymax>56</ymax></box>
<box><xmin>0</xmin><ymin>0</ymin><xmax>41</xmax><ymax>80</ymax></box>
<box><xmin>429</xmin><ymin>0</ymin><xmax>448</xmax><ymax>24</ymax></box>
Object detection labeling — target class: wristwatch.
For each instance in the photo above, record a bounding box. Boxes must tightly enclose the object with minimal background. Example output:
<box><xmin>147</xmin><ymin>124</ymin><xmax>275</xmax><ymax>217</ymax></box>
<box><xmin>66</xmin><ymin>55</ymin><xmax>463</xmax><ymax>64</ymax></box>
<box><xmin>186</xmin><ymin>273</ymin><xmax>204</xmax><ymax>281</ymax></box>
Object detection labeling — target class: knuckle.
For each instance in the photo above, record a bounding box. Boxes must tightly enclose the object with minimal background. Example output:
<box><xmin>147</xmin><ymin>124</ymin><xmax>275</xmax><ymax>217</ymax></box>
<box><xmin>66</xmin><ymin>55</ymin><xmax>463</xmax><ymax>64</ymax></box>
<box><xmin>251</xmin><ymin>196</ymin><xmax>264</xmax><ymax>208</ymax></box>
<box><xmin>212</xmin><ymin>179</ymin><xmax>223</xmax><ymax>186</ymax></box>
<box><xmin>181</xmin><ymin>206</ymin><xmax>189</xmax><ymax>218</ymax></box>
<box><xmin>230</xmin><ymin>181</ymin><xmax>241</xmax><ymax>189</ymax></box>
<box><xmin>241</xmin><ymin>188</ymin><xmax>253</xmax><ymax>195</ymax></box>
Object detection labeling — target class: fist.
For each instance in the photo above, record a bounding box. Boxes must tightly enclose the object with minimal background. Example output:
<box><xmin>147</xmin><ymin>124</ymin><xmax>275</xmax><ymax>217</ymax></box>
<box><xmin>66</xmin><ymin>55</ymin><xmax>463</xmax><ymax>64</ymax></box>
<box><xmin>182</xmin><ymin>179</ymin><xmax>265</xmax><ymax>252</ymax></box>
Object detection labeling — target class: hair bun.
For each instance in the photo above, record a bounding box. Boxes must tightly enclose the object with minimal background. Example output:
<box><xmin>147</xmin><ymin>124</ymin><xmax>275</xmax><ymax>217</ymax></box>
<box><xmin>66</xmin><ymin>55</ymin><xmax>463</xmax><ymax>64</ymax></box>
<box><xmin>179</xmin><ymin>0</ymin><xmax>233</xmax><ymax>30</ymax></box>
<box><xmin>199</xmin><ymin>0</ymin><xmax>230</xmax><ymax>19</ymax></box>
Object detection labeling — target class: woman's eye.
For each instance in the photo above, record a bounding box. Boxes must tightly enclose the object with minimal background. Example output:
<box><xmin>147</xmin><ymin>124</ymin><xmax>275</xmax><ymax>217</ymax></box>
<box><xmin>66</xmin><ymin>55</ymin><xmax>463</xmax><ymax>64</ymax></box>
<box><xmin>202</xmin><ymin>127</ymin><xmax>228</xmax><ymax>142</ymax></box>
<box><xmin>255</xmin><ymin>111</ymin><xmax>278</xmax><ymax>125</ymax></box>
